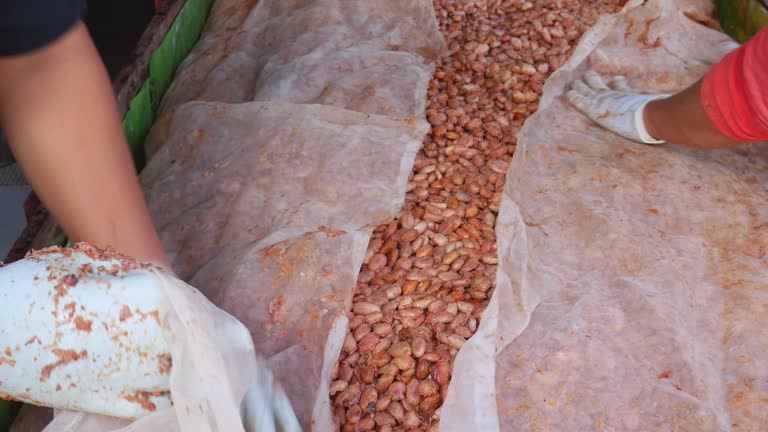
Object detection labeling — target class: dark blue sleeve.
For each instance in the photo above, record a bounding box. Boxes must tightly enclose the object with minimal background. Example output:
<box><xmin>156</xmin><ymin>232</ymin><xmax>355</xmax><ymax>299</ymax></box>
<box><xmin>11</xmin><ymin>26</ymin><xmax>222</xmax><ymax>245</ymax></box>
<box><xmin>0</xmin><ymin>0</ymin><xmax>86</xmax><ymax>56</ymax></box>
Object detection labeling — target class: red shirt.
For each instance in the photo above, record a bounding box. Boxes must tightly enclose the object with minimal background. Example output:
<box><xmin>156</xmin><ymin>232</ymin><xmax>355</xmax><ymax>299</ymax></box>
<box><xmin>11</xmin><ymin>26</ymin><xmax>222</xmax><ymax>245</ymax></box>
<box><xmin>701</xmin><ymin>27</ymin><xmax>768</xmax><ymax>142</ymax></box>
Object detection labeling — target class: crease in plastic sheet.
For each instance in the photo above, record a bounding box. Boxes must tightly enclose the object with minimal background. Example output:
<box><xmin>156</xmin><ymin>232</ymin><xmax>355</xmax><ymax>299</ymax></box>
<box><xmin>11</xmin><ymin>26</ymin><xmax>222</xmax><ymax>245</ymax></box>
<box><xmin>22</xmin><ymin>0</ymin><xmax>444</xmax><ymax>431</ymax></box>
<box><xmin>440</xmin><ymin>0</ymin><xmax>768</xmax><ymax>430</ymax></box>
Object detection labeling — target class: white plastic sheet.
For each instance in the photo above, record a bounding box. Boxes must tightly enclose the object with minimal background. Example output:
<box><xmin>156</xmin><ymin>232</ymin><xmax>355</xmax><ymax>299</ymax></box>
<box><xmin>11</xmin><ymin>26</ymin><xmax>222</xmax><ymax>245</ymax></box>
<box><xmin>13</xmin><ymin>0</ymin><xmax>443</xmax><ymax>429</ymax></box>
<box><xmin>441</xmin><ymin>0</ymin><xmax>768</xmax><ymax>430</ymax></box>
<box><xmin>153</xmin><ymin>0</ymin><xmax>443</xmax><ymax>118</ymax></box>
<box><xmin>5</xmin><ymin>246</ymin><xmax>264</xmax><ymax>432</ymax></box>
<box><xmin>140</xmin><ymin>0</ymin><xmax>443</xmax><ymax>430</ymax></box>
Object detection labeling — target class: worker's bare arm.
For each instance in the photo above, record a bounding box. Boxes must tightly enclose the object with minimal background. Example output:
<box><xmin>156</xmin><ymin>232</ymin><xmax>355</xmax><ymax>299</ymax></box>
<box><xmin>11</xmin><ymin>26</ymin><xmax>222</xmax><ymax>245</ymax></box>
<box><xmin>0</xmin><ymin>22</ymin><xmax>169</xmax><ymax>267</ymax></box>
<box><xmin>643</xmin><ymin>80</ymin><xmax>742</xmax><ymax>150</ymax></box>
<box><xmin>569</xmin><ymin>29</ymin><xmax>768</xmax><ymax>149</ymax></box>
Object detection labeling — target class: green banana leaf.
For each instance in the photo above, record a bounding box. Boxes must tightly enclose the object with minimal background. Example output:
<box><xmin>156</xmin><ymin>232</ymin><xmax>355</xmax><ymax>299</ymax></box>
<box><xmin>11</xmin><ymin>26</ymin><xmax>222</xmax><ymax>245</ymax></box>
<box><xmin>715</xmin><ymin>0</ymin><xmax>768</xmax><ymax>42</ymax></box>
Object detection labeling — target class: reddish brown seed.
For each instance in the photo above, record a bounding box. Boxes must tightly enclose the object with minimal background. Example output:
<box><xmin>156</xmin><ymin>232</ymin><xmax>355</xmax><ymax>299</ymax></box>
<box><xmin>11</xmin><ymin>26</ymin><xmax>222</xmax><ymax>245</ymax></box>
<box><xmin>330</xmin><ymin>380</ymin><xmax>348</xmax><ymax>396</ymax></box>
<box><xmin>420</xmin><ymin>394</ymin><xmax>442</xmax><ymax>414</ymax></box>
<box><xmin>431</xmin><ymin>360</ymin><xmax>451</xmax><ymax>387</ymax></box>
<box><xmin>376</xmin><ymin>374</ymin><xmax>395</xmax><ymax>393</ymax></box>
<box><xmin>358</xmin><ymin>365</ymin><xmax>375</xmax><ymax>384</ymax></box>
<box><xmin>412</xmin><ymin>337</ymin><xmax>427</xmax><ymax>358</ymax></box>
<box><xmin>357</xmin><ymin>333</ymin><xmax>380</xmax><ymax>353</ymax></box>
<box><xmin>337</xmin><ymin>382</ymin><xmax>362</xmax><ymax>407</ymax></box>
<box><xmin>360</xmin><ymin>386</ymin><xmax>378</xmax><ymax>413</ymax></box>
<box><xmin>388</xmin><ymin>341</ymin><xmax>412</xmax><ymax>358</ymax></box>
<box><xmin>406</xmin><ymin>377</ymin><xmax>421</xmax><ymax>406</ymax></box>
<box><xmin>400</xmin><ymin>229</ymin><xmax>419</xmax><ymax>242</ymax></box>
<box><xmin>356</xmin><ymin>417</ymin><xmax>375</xmax><ymax>431</ymax></box>
<box><xmin>393</xmin><ymin>355</ymin><xmax>416</xmax><ymax>371</ymax></box>
<box><xmin>417</xmin><ymin>379</ymin><xmax>439</xmax><ymax>397</ymax></box>
<box><xmin>386</xmin><ymin>400</ymin><xmax>405</xmax><ymax>422</ymax></box>
<box><xmin>374</xmin><ymin>411</ymin><xmax>397</xmax><ymax>427</ymax></box>
<box><xmin>345</xmin><ymin>405</ymin><xmax>362</xmax><ymax>424</ymax></box>
<box><xmin>375</xmin><ymin>395</ymin><xmax>392</xmax><ymax>412</ymax></box>
<box><xmin>402</xmin><ymin>280</ymin><xmax>418</xmax><ymax>294</ymax></box>
<box><xmin>403</xmin><ymin>410</ymin><xmax>421</xmax><ymax>428</ymax></box>
<box><xmin>339</xmin><ymin>364</ymin><xmax>354</xmax><ymax>381</ymax></box>
<box><xmin>343</xmin><ymin>333</ymin><xmax>357</xmax><ymax>354</ymax></box>
<box><xmin>348</xmin><ymin>314</ymin><xmax>365</xmax><ymax>330</ymax></box>
<box><xmin>353</xmin><ymin>324</ymin><xmax>371</xmax><ymax>341</ymax></box>
<box><xmin>353</xmin><ymin>302</ymin><xmax>381</xmax><ymax>315</ymax></box>
<box><xmin>372</xmin><ymin>336</ymin><xmax>393</xmax><ymax>354</ymax></box>
<box><xmin>379</xmin><ymin>363</ymin><xmax>398</xmax><ymax>377</ymax></box>
<box><xmin>388</xmin><ymin>381</ymin><xmax>406</xmax><ymax>400</ymax></box>
<box><xmin>367</xmin><ymin>253</ymin><xmax>387</xmax><ymax>271</ymax></box>
<box><xmin>384</xmin><ymin>284</ymin><xmax>402</xmax><ymax>299</ymax></box>
<box><xmin>364</xmin><ymin>311</ymin><xmax>384</xmax><ymax>324</ymax></box>
<box><xmin>372</xmin><ymin>351</ymin><xmax>392</xmax><ymax>368</ymax></box>
<box><xmin>373</xmin><ymin>322</ymin><xmax>393</xmax><ymax>337</ymax></box>
<box><xmin>416</xmin><ymin>358</ymin><xmax>432</xmax><ymax>379</ymax></box>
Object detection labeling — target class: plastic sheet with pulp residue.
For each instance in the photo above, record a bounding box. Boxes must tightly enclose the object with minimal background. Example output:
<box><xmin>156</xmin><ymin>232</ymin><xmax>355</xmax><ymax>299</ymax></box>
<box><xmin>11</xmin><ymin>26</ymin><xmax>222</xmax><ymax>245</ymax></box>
<box><xmin>440</xmin><ymin>0</ymin><xmax>768</xmax><ymax>430</ymax></box>
<box><xmin>15</xmin><ymin>0</ymin><xmax>444</xmax><ymax>430</ymax></box>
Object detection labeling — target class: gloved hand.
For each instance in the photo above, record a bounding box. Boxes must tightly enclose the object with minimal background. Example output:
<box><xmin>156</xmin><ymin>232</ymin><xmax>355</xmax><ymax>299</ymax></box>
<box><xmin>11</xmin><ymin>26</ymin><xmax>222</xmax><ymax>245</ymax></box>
<box><xmin>565</xmin><ymin>71</ymin><xmax>670</xmax><ymax>144</ymax></box>
<box><xmin>241</xmin><ymin>360</ymin><xmax>302</xmax><ymax>432</ymax></box>
<box><xmin>567</xmin><ymin>38</ymin><xmax>741</xmax><ymax>145</ymax></box>
<box><xmin>0</xmin><ymin>244</ymin><xmax>300</xmax><ymax>432</ymax></box>
<box><xmin>714</xmin><ymin>38</ymin><xmax>742</xmax><ymax>59</ymax></box>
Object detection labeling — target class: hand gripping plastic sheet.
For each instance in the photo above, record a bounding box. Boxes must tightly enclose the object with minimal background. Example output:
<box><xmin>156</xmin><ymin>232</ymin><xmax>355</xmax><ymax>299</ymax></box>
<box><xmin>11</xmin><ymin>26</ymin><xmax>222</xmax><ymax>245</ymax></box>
<box><xmin>16</xmin><ymin>0</ymin><xmax>442</xmax><ymax>430</ymax></box>
<box><xmin>440</xmin><ymin>0</ymin><xmax>768</xmax><ymax>431</ymax></box>
<box><xmin>8</xmin><ymin>247</ymin><xmax>271</xmax><ymax>432</ymax></box>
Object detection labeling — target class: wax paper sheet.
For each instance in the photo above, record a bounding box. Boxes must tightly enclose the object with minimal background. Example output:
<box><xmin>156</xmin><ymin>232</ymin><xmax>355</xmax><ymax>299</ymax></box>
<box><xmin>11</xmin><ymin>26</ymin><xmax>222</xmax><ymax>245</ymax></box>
<box><xmin>440</xmin><ymin>0</ymin><xmax>768</xmax><ymax>431</ymax></box>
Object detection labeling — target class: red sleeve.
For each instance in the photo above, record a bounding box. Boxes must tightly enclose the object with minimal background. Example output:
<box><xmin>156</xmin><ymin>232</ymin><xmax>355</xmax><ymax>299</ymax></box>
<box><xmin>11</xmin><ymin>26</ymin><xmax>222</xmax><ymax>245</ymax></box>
<box><xmin>701</xmin><ymin>27</ymin><xmax>768</xmax><ymax>142</ymax></box>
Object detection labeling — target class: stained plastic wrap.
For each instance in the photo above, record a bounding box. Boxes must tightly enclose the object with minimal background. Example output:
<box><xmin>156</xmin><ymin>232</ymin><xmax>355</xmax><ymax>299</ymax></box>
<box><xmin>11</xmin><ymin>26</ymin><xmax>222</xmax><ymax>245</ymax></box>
<box><xmin>0</xmin><ymin>248</ymin><xmax>171</xmax><ymax>418</ymax></box>
<box><xmin>13</xmin><ymin>0</ymin><xmax>441</xmax><ymax>430</ymax></box>
<box><xmin>440</xmin><ymin>0</ymin><xmax>768</xmax><ymax>430</ymax></box>
<box><xmin>153</xmin><ymin>0</ymin><xmax>443</xmax><ymax>112</ymax></box>
<box><xmin>140</xmin><ymin>0</ymin><xmax>443</xmax><ymax>429</ymax></box>
<box><xmin>8</xmin><ymin>246</ymin><xmax>274</xmax><ymax>432</ymax></box>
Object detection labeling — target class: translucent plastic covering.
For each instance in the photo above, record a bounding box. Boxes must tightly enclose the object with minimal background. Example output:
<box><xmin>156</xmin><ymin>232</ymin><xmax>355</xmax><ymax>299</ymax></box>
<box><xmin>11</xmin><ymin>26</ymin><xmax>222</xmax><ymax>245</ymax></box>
<box><xmin>14</xmin><ymin>0</ymin><xmax>442</xmax><ymax>430</ymax></box>
<box><xmin>150</xmin><ymin>0</ymin><xmax>444</xmax><ymax>133</ymax></box>
<box><xmin>143</xmin><ymin>0</ymin><xmax>442</xmax><ymax>429</ymax></box>
<box><xmin>142</xmin><ymin>102</ymin><xmax>429</xmax><ymax>429</ymax></box>
<box><xmin>440</xmin><ymin>0</ymin><xmax>768</xmax><ymax>430</ymax></box>
<box><xmin>5</xmin><ymin>246</ymin><xmax>283</xmax><ymax>432</ymax></box>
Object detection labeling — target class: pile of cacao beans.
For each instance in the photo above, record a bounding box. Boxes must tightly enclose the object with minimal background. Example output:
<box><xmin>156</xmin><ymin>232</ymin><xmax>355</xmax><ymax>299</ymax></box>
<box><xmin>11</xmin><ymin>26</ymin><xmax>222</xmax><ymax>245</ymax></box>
<box><xmin>331</xmin><ymin>0</ymin><xmax>624</xmax><ymax>430</ymax></box>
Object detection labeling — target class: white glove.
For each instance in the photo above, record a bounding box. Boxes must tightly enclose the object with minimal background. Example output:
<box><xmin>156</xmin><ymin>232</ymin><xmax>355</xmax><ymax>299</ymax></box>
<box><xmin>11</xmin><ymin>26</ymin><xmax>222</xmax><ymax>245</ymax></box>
<box><xmin>566</xmin><ymin>71</ymin><xmax>670</xmax><ymax>144</ymax></box>
<box><xmin>241</xmin><ymin>362</ymin><xmax>302</xmax><ymax>432</ymax></box>
<box><xmin>716</xmin><ymin>38</ymin><xmax>741</xmax><ymax>58</ymax></box>
<box><xmin>0</xmin><ymin>245</ymin><xmax>301</xmax><ymax>432</ymax></box>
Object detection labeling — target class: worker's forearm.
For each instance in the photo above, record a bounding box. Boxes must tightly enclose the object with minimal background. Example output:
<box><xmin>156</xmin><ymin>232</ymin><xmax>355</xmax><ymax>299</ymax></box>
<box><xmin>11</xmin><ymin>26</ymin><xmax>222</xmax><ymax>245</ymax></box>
<box><xmin>0</xmin><ymin>23</ymin><xmax>168</xmax><ymax>266</ymax></box>
<box><xmin>643</xmin><ymin>80</ymin><xmax>742</xmax><ymax>150</ymax></box>
<box><xmin>646</xmin><ymin>27</ymin><xmax>768</xmax><ymax>149</ymax></box>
